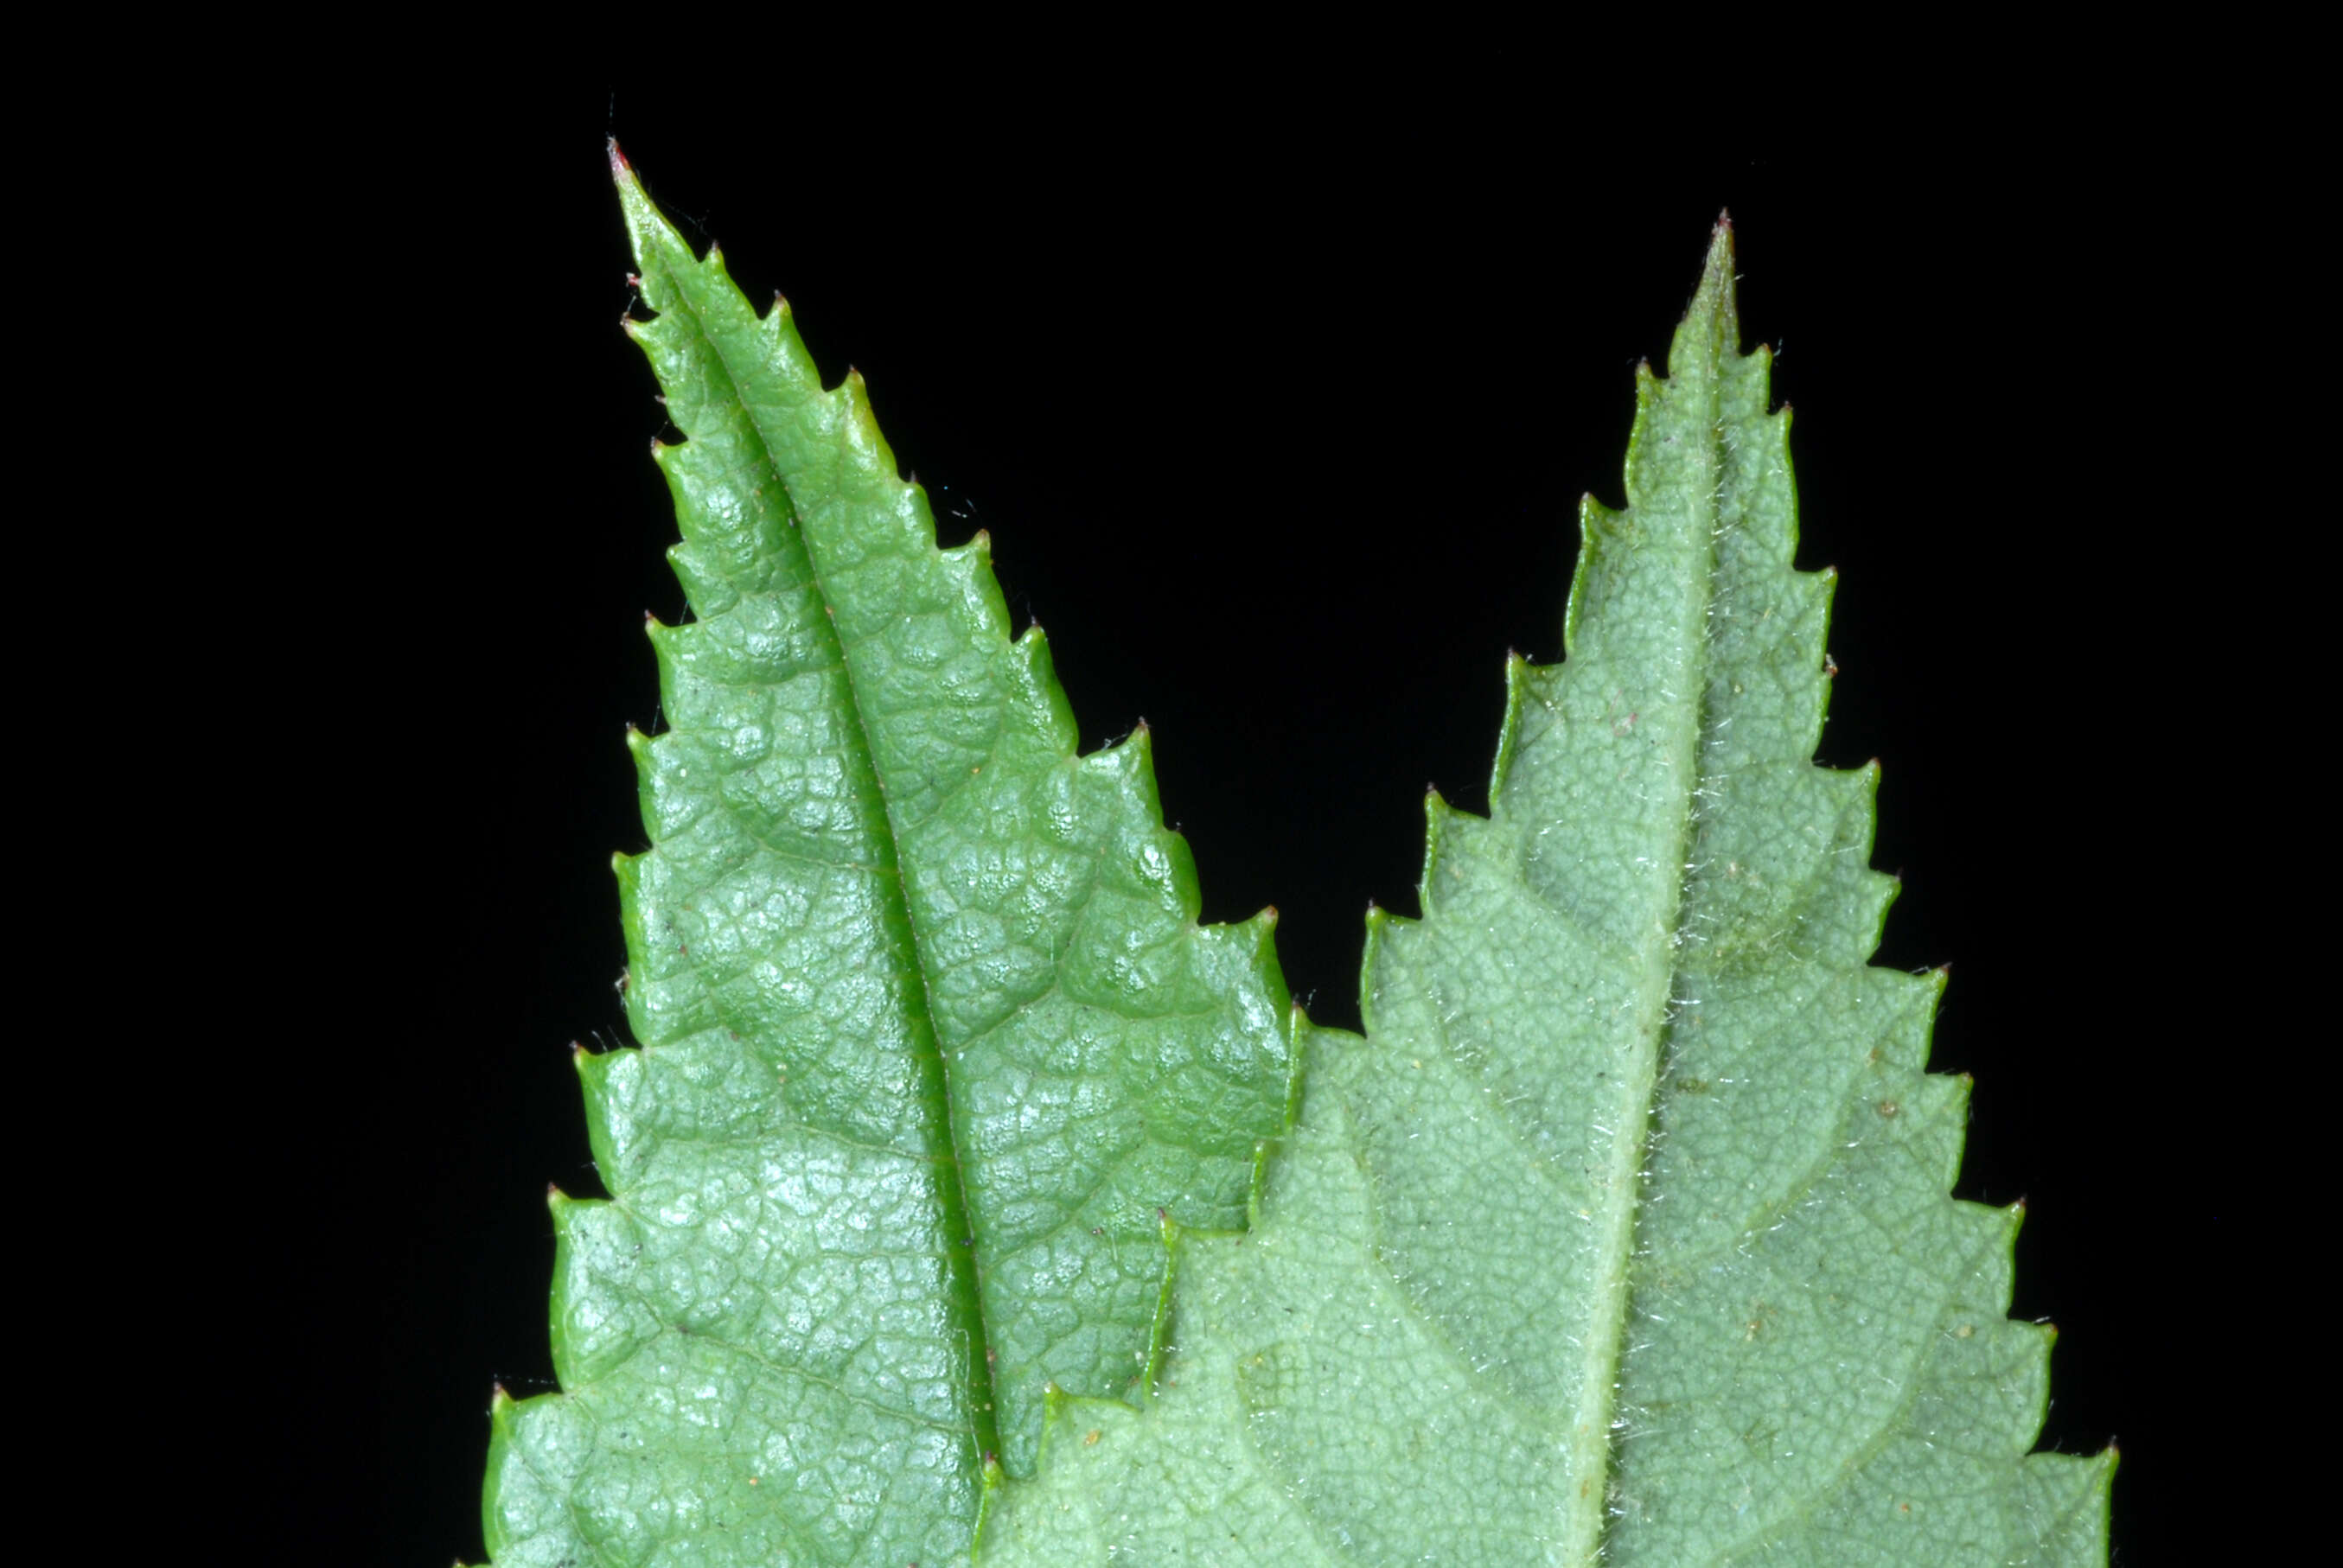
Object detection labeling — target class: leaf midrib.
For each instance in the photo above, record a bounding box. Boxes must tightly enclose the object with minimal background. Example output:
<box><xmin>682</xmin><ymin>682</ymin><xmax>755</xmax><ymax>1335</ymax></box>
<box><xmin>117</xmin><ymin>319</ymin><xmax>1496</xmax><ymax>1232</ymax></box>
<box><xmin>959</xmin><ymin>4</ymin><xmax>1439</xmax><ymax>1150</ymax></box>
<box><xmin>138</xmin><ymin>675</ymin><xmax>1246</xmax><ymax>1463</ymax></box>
<box><xmin>1567</xmin><ymin>280</ymin><xmax>1731</xmax><ymax>1565</ymax></box>
<box><xmin>637</xmin><ymin>225</ymin><xmax>1004</xmax><ymax>1465</ymax></box>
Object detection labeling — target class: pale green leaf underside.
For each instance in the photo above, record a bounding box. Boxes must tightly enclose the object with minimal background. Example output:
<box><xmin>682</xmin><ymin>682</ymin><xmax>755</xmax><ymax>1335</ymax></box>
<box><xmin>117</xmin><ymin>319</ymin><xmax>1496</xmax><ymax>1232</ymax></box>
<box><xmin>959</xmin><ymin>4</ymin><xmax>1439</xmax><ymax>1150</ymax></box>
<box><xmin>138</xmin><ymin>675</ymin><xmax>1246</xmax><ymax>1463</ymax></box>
<box><xmin>481</xmin><ymin>158</ymin><xmax>1293</xmax><ymax>1567</ymax></box>
<box><xmin>979</xmin><ymin>230</ymin><xmax>2113</xmax><ymax>1565</ymax></box>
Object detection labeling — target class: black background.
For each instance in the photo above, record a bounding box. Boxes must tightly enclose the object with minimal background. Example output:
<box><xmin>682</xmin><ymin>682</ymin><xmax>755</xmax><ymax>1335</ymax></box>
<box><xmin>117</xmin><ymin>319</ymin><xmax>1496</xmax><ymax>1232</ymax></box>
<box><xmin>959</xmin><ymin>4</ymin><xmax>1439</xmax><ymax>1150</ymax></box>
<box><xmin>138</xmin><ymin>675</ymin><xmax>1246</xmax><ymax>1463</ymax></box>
<box><xmin>348</xmin><ymin>80</ymin><xmax>2251</xmax><ymax>1565</ymax></box>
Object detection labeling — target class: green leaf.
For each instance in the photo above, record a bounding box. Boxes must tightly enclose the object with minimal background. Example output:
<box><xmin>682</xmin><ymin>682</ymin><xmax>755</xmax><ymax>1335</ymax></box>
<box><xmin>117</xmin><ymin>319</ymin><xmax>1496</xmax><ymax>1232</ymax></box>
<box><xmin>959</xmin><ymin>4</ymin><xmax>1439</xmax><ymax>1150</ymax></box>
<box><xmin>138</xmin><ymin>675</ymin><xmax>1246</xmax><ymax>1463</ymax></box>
<box><xmin>486</xmin><ymin>163</ymin><xmax>2112</xmax><ymax>1567</ymax></box>
<box><xmin>480</xmin><ymin>151</ymin><xmax>1294</xmax><ymax>1567</ymax></box>
<box><xmin>978</xmin><ymin>226</ymin><xmax>2114</xmax><ymax>1564</ymax></box>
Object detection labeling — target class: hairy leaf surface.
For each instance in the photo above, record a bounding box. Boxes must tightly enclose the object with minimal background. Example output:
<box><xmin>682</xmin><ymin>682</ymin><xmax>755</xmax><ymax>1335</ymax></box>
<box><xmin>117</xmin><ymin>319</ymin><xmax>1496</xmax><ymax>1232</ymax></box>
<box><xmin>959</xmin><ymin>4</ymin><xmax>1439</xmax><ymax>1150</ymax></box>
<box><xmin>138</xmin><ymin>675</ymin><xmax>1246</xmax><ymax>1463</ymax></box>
<box><xmin>480</xmin><ymin>153</ymin><xmax>1294</xmax><ymax>1567</ymax></box>
<box><xmin>979</xmin><ymin>228</ymin><xmax>2114</xmax><ymax>1565</ymax></box>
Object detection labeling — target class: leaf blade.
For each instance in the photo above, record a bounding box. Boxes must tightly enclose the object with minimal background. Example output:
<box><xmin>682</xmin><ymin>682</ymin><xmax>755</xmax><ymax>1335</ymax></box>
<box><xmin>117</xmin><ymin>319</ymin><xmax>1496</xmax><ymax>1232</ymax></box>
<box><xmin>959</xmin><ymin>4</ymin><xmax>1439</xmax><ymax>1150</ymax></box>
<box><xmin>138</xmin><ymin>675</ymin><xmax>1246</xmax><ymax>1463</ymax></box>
<box><xmin>481</xmin><ymin>155</ymin><xmax>1293</xmax><ymax>1566</ymax></box>
<box><xmin>980</xmin><ymin>222</ymin><xmax>2113</xmax><ymax>1565</ymax></box>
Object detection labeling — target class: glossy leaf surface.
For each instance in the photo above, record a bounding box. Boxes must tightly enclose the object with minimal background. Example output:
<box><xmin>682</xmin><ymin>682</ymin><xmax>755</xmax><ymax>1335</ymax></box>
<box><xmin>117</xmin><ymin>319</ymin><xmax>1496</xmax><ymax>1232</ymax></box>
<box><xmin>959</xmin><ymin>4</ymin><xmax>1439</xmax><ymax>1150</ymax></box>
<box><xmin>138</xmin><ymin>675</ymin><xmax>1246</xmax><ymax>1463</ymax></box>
<box><xmin>480</xmin><ymin>154</ymin><xmax>1293</xmax><ymax>1567</ymax></box>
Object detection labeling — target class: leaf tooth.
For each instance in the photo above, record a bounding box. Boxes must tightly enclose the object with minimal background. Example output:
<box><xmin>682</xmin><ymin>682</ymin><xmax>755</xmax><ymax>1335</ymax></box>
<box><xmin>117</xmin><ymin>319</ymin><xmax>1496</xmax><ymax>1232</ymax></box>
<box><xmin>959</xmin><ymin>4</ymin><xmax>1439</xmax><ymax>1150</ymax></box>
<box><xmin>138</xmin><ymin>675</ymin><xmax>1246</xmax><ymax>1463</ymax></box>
<box><xmin>1560</xmin><ymin>494</ymin><xmax>1620</xmax><ymax>659</ymax></box>
<box><xmin>755</xmin><ymin>290</ymin><xmax>794</xmax><ymax>341</ymax></box>
<box><xmin>1078</xmin><ymin>715</ymin><xmax>1152</xmax><ymax>779</ymax></box>
<box><xmin>1414</xmin><ymin>783</ymin><xmax>1454</xmax><ymax>912</ymax></box>
<box><xmin>664</xmin><ymin>540</ymin><xmax>744</xmax><ymax>618</ymax></box>
<box><xmin>829</xmin><ymin>365</ymin><xmax>908</xmax><ymax>496</ymax></box>
<box><xmin>571</xmin><ymin>1043</ymin><xmax>629</xmax><ymax>1193</ymax></box>
<box><xmin>1005</xmin><ymin>621</ymin><xmax>1080</xmax><ymax>755</ymax></box>
<box><xmin>746</xmin><ymin>290</ymin><xmax>824</xmax><ymax>406</ymax></box>
<box><xmin>1617</xmin><ymin>359</ymin><xmax>1666</xmax><ymax>513</ymax></box>
<box><xmin>1944</xmin><ymin>1191</ymin><xmax>2031</xmax><ymax>1336</ymax></box>
<box><xmin>931</xmin><ymin>520</ymin><xmax>1019</xmax><ymax>660</ymax></box>
<box><xmin>1855</xmin><ymin>965</ymin><xmax>1946</xmax><ymax>1079</ymax></box>
<box><xmin>939</xmin><ymin>526</ymin><xmax>992</xmax><ymax>562</ymax></box>
<box><xmin>2013</xmin><ymin>1444</ymin><xmax>2118</xmax><ymax>1558</ymax></box>
<box><xmin>609</xmin><ymin>851</ymin><xmax>673</xmax><ymax>1049</ymax></box>
<box><xmin>548</xmin><ymin>1192</ymin><xmax>658</xmax><ymax>1389</ymax></box>
<box><xmin>1888</xmin><ymin>1070</ymin><xmax>1973</xmax><ymax>1186</ymax></box>
<box><xmin>1874</xmin><ymin>1068</ymin><xmax>1968</xmax><ymax>1181</ymax></box>
<box><xmin>1484</xmin><ymin>649</ymin><xmax>1538</xmax><ymax>811</ymax></box>
<box><xmin>1357</xmin><ymin>902</ymin><xmax>1415</xmax><ymax>1035</ymax></box>
<box><xmin>1193</xmin><ymin>899</ymin><xmax>1284</xmax><ymax>953</ymax></box>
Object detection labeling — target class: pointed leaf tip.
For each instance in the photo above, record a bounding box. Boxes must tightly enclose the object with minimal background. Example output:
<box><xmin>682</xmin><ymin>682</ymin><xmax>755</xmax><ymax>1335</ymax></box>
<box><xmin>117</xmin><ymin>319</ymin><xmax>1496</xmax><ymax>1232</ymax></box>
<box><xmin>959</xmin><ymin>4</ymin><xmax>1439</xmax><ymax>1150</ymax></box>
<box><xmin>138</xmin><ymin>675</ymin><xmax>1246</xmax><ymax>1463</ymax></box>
<box><xmin>1697</xmin><ymin>216</ymin><xmax>1736</xmax><ymax>304</ymax></box>
<box><xmin>559</xmin><ymin>164</ymin><xmax>1299</xmax><ymax>1512</ymax></box>
<box><xmin>1665</xmin><ymin>216</ymin><xmax>1744</xmax><ymax>378</ymax></box>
